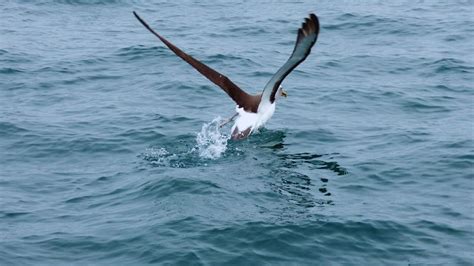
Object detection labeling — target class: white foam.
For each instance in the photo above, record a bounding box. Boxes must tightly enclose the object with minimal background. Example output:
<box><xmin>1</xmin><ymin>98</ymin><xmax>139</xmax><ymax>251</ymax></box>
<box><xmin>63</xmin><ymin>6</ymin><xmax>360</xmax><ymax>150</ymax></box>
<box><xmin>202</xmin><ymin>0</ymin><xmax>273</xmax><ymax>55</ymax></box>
<box><xmin>142</xmin><ymin>147</ymin><xmax>174</xmax><ymax>166</ymax></box>
<box><xmin>195</xmin><ymin>116</ymin><xmax>229</xmax><ymax>159</ymax></box>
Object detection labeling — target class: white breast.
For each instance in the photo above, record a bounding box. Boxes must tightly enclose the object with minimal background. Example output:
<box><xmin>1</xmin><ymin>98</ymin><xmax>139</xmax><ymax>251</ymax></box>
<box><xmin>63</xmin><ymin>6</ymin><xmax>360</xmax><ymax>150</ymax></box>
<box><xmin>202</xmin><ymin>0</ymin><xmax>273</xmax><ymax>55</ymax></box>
<box><xmin>231</xmin><ymin>102</ymin><xmax>276</xmax><ymax>136</ymax></box>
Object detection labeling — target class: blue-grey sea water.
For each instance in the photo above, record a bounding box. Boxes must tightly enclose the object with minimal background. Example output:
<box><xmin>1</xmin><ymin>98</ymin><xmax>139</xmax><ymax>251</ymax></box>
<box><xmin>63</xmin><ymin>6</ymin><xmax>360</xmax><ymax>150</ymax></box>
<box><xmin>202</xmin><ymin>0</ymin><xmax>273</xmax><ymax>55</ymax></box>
<box><xmin>1</xmin><ymin>0</ymin><xmax>473</xmax><ymax>265</ymax></box>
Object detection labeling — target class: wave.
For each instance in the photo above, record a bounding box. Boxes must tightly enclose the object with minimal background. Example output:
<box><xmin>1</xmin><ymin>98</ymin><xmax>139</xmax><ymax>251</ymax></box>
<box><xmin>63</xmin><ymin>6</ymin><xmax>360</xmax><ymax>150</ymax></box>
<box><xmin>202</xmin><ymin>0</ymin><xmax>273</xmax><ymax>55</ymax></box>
<box><xmin>8</xmin><ymin>134</ymin><xmax>133</xmax><ymax>158</ymax></box>
<box><xmin>426</xmin><ymin>58</ymin><xmax>473</xmax><ymax>75</ymax></box>
<box><xmin>115</xmin><ymin>45</ymin><xmax>170</xmax><ymax>61</ymax></box>
<box><xmin>0</xmin><ymin>67</ymin><xmax>24</xmax><ymax>74</ymax></box>
<box><xmin>326</xmin><ymin>14</ymin><xmax>402</xmax><ymax>31</ymax></box>
<box><xmin>0</xmin><ymin>122</ymin><xmax>29</xmax><ymax>136</ymax></box>
<box><xmin>32</xmin><ymin>0</ymin><xmax>135</xmax><ymax>5</ymax></box>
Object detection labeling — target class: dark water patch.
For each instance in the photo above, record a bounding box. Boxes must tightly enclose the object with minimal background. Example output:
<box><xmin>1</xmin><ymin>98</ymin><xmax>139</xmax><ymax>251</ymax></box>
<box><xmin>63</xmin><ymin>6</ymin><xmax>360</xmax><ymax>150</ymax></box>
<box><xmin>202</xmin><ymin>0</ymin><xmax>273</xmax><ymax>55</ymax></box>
<box><xmin>34</xmin><ymin>0</ymin><xmax>131</xmax><ymax>5</ymax></box>
<box><xmin>139</xmin><ymin>177</ymin><xmax>222</xmax><ymax>198</ymax></box>
<box><xmin>0</xmin><ymin>67</ymin><xmax>24</xmax><ymax>74</ymax></box>
<box><xmin>159</xmin><ymin>83</ymin><xmax>216</xmax><ymax>94</ymax></box>
<box><xmin>276</xmin><ymin>39</ymin><xmax>297</xmax><ymax>47</ymax></box>
<box><xmin>11</xmin><ymin>135</ymin><xmax>133</xmax><ymax>158</ymax></box>
<box><xmin>401</xmin><ymin>97</ymin><xmax>451</xmax><ymax>113</ymax></box>
<box><xmin>412</xmin><ymin>219</ymin><xmax>468</xmax><ymax>237</ymax></box>
<box><xmin>117</xmin><ymin>127</ymin><xmax>166</xmax><ymax>143</ymax></box>
<box><xmin>85</xmin><ymin>171</ymin><xmax>128</xmax><ymax>187</ymax></box>
<box><xmin>0</xmin><ymin>50</ymin><xmax>35</xmax><ymax>64</ymax></box>
<box><xmin>247</xmin><ymin>129</ymin><xmax>287</xmax><ymax>148</ymax></box>
<box><xmin>320</xmin><ymin>59</ymin><xmax>342</xmax><ymax>69</ymax></box>
<box><xmin>0</xmin><ymin>211</ymin><xmax>31</xmax><ymax>219</ymax></box>
<box><xmin>56</xmin><ymin>73</ymin><xmax>121</xmax><ymax>86</ymax></box>
<box><xmin>115</xmin><ymin>45</ymin><xmax>170</xmax><ymax>61</ymax></box>
<box><xmin>440</xmin><ymin>139</ymin><xmax>473</xmax><ymax>150</ymax></box>
<box><xmin>205</xmin><ymin>53</ymin><xmax>257</xmax><ymax>67</ymax></box>
<box><xmin>251</xmin><ymin>70</ymin><xmax>274</xmax><ymax>77</ymax></box>
<box><xmin>444</xmin><ymin>34</ymin><xmax>467</xmax><ymax>42</ymax></box>
<box><xmin>367</xmin><ymin>173</ymin><xmax>396</xmax><ymax>186</ymax></box>
<box><xmin>152</xmin><ymin>114</ymin><xmax>194</xmax><ymax>124</ymax></box>
<box><xmin>319</xmin><ymin>55</ymin><xmax>405</xmax><ymax>77</ymax></box>
<box><xmin>34</xmin><ymin>66</ymin><xmax>76</xmax><ymax>75</ymax></box>
<box><xmin>229</xmin><ymin>25</ymin><xmax>269</xmax><ymax>35</ymax></box>
<box><xmin>83</xmin><ymin>74</ymin><xmax>122</xmax><ymax>81</ymax></box>
<box><xmin>64</xmin><ymin>186</ymin><xmax>132</xmax><ymax>208</ymax></box>
<box><xmin>419</xmin><ymin>58</ymin><xmax>473</xmax><ymax>76</ymax></box>
<box><xmin>266</xmin><ymin>18</ymin><xmax>292</xmax><ymax>24</ymax></box>
<box><xmin>437</xmin><ymin>157</ymin><xmax>473</xmax><ymax>173</ymax></box>
<box><xmin>454</xmin><ymin>153</ymin><xmax>474</xmax><ymax>161</ymax></box>
<box><xmin>293</xmin><ymin>128</ymin><xmax>345</xmax><ymax>144</ymax></box>
<box><xmin>65</xmin><ymin>194</ymin><xmax>100</xmax><ymax>204</ymax></box>
<box><xmin>29</xmin><ymin>234</ymin><xmax>145</xmax><ymax>264</ymax></box>
<box><xmin>270</xmin><ymin>169</ymin><xmax>333</xmax><ymax>208</ymax></box>
<box><xmin>432</xmin><ymin>58</ymin><xmax>473</xmax><ymax>74</ymax></box>
<box><xmin>277</xmin><ymin>152</ymin><xmax>347</xmax><ymax>176</ymax></box>
<box><xmin>77</xmin><ymin>57</ymin><xmax>109</xmax><ymax>66</ymax></box>
<box><xmin>327</xmin><ymin>14</ymin><xmax>402</xmax><ymax>33</ymax></box>
<box><xmin>432</xmin><ymin>84</ymin><xmax>471</xmax><ymax>93</ymax></box>
<box><xmin>175</xmin><ymin>219</ymin><xmax>445</xmax><ymax>265</ymax></box>
<box><xmin>338</xmin><ymin>13</ymin><xmax>357</xmax><ymax>20</ymax></box>
<box><xmin>0</xmin><ymin>122</ymin><xmax>29</xmax><ymax>136</ymax></box>
<box><xmin>339</xmin><ymin>183</ymin><xmax>380</xmax><ymax>193</ymax></box>
<box><xmin>438</xmin><ymin>206</ymin><xmax>466</xmax><ymax>220</ymax></box>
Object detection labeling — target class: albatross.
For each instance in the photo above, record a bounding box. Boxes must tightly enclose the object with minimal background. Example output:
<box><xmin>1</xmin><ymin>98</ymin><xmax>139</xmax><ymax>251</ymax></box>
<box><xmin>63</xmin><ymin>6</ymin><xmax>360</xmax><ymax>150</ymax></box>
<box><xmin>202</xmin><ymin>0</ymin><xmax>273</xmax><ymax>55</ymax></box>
<box><xmin>133</xmin><ymin>11</ymin><xmax>319</xmax><ymax>140</ymax></box>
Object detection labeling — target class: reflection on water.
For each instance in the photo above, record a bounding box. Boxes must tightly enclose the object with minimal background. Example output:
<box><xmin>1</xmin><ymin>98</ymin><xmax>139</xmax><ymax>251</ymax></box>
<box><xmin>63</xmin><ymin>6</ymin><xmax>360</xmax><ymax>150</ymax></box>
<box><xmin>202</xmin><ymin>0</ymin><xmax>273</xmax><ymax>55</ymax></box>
<box><xmin>269</xmin><ymin>154</ymin><xmax>343</xmax><ymax>209</ymax></box>
<box><xmin>279</xmin><ymin>152</ymin><xmax>347</xmax><ymax>176</ymax></box>
<box><xmin>251</xmin><ymin>130</ymin><xmax>347</xmax><ymax>210</ymax></box>
<box><xmin>270</xmin><ymin>169</ymin><xmax>323</xmax><ymax>209</ymax></box>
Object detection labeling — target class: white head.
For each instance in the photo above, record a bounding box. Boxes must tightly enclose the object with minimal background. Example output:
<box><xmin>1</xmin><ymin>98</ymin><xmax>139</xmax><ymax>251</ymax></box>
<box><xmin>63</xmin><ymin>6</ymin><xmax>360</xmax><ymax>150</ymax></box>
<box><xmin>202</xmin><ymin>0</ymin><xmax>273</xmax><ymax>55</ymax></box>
<box><xmin>276</xmin><ymin>85</ymin><xmax>288</xmax><ymax>100</ymax></box>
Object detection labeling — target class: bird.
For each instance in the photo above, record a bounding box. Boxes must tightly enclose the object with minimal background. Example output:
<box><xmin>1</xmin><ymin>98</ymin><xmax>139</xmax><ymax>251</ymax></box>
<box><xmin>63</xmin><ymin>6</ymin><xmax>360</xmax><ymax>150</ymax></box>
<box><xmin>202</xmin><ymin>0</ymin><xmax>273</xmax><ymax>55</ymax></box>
<box><xmin>133</xmin><ymin>11</ymin><xmax>319</xmax><ymax>140</ymax></box>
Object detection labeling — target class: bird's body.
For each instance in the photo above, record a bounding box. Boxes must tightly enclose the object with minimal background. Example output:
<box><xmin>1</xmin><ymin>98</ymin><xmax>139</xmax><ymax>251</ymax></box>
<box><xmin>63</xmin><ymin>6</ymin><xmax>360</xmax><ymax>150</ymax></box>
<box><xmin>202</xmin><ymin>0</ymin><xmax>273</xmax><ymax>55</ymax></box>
<box><xmin>230</xmin><ymin>85</ymin><xmax>284</xmax><ymax>139</ymax></box>
<box><xmin>133</xmin><ymin>12</ymin><xmax>319</xmax><ymax>140</ymax></box>
<box><xmin>232</xmin><ymin>100</ymin><xmax>276</xmax><ymax>140</ymax></box>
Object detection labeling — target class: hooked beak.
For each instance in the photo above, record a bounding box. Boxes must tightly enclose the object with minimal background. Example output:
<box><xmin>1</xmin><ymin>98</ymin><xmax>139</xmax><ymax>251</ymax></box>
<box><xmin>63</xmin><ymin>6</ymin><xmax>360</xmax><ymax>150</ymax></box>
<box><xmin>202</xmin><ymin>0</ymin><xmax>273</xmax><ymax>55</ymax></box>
<box><xmin>281</xmin><ymin>89</ymin><xmax>288</xmax><ymax>98</ymax></box>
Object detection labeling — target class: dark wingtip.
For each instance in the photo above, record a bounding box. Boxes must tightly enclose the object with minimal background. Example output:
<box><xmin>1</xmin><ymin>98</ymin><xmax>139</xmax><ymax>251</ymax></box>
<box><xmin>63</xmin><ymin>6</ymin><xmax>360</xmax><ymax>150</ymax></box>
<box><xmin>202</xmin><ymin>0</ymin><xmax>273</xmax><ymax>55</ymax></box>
<box><xmin>133</xmin><ymin>11</ymin><xmax>142</xmax><ymax>23</ymax></box>
<box><xmin>298</xmin><ymin>13</ymin><xmax>319</xmax><ymax>39</ymax></box>
<box><xmin>132</xmin><ymin>10</ymin><xmax>156</xmax><ymax>37</ymax></box>
<box><xmin>133</xmin><ymin>11</ymin><xmax>145</xmax><ymax>24</ymax></box>
<box><xmin>310</xmin><ymin>13</ymin><xmax>319</xmax><ymax>31</ymax></box>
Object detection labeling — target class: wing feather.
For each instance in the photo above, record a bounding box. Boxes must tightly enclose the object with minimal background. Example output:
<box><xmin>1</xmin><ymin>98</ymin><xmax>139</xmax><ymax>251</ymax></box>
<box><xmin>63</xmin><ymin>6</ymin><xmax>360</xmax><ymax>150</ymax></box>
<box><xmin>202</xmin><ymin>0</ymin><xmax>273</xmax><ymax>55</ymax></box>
<box><xmin>261</xmin><ymin>13</ymin><xmax>320</xmax><ymax>104</ymax></box>
<box><xmin>133</xmin><ymin>12</ymin><xmax>258</xmax><ymax>112</ymax></box>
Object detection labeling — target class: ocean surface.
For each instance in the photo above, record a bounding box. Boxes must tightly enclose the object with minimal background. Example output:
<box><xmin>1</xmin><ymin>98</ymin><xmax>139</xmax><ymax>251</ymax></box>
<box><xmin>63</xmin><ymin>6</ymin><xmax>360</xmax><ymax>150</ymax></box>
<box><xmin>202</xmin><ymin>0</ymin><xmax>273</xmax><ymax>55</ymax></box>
<box><xmin>1</xmin><ymin>0</ymin><xmax>473</xmax><ymax>265</ymax></box>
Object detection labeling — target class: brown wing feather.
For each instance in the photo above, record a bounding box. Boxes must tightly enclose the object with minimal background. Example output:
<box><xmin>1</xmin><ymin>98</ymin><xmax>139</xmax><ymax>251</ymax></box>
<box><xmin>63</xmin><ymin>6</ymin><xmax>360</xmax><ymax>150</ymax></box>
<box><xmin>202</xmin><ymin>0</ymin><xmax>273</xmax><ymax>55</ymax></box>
<box><xmin>133</xmin><ymin>11</ymin><xmax>259</xmax><ymax>112</ymax></box>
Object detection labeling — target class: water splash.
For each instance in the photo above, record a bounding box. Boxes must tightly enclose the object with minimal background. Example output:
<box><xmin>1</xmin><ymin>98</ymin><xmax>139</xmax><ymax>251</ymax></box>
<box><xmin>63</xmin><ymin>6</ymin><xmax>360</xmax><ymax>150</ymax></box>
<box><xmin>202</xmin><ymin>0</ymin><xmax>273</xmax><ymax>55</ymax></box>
<box><xmin>141</xmin><ymin>117</ymin><xmax>229</xmax><ymax>166</ymax></box>
<box><xmin>141</xmin><ymin>147</ymin><xmax>174</xmax><ymax>167</ymax></box>
<box><xmin>195</xmin><ymin>116</ymin><xmax>229</xmax><ymax>159</ymax></box>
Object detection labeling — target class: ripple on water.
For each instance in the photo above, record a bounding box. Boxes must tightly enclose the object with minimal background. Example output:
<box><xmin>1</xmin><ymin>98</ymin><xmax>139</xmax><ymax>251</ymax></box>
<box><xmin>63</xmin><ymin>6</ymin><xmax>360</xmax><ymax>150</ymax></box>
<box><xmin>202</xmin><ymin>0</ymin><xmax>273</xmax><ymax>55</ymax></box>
<box><xmin>0</xmin><ymin>122</ymin><xmax>29</xmax><ymax>135</ymax></box>
<box><xmin>115</xmin><ymin>45</ymin><xmax>170</xmax><ymax>61</ymax></box>
<box><xmin>421</xmin><ymin>58</ymin><xmax>473</xmax><ymax>76</ymax></box>
<box><xmin>129</xmin><ymin>218</ymin><xmax>457</xmax><ymax>265</ymax></box>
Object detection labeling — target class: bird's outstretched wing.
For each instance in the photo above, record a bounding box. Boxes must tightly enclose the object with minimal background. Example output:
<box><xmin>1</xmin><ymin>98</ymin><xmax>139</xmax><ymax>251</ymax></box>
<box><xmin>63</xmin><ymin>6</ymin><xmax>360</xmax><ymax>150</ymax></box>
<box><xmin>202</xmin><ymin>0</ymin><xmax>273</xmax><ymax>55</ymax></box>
<box><xmin>133</xmin><ymin>11</ymin><xmax>259</xmax><ymax>112</ymax></box>
<box><xmin>261</xmin><ymin>14</ymin><xmax>320</xmax><ymax>104</ymax></box>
